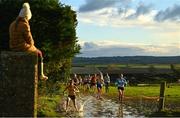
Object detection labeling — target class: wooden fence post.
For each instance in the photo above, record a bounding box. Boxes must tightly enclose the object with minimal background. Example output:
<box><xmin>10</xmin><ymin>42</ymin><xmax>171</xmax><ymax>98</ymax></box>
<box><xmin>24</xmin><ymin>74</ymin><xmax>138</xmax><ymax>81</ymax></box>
<box><xmin>158</xmin><ymin>81</ymin><xmax>166</xmax><ymax>111</ymax></box>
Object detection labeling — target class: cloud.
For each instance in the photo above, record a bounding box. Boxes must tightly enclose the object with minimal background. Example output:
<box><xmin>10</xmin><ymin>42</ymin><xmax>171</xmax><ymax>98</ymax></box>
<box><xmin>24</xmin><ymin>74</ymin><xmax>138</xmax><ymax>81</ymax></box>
<box><xmin>78</xmin><ymin>7</ymin><xmax>158</xmax><ymax>28</ymax></box>
<box><xmin>79</xmin><ymin>0</ymin><xmax>154</xmax><ymax>19</ymax></box>
<box><xmin>126</xmin><ymin>3</ymin><xmax>153</xmax><ymax>19</ymax></box>
<box><xmin>77</xmin><ymin>41</ymin><xmax>180</xmax><ymax>57</ymax></box>
<box><xmin>78</xmin><ymin>0</ymin><xmax>132</xmax><ymax>12</ymax></box>
<box><xmin>77</xmin><ymin>0</ymin><xmax>158</xmax><ymax>28</ymax></box>
<box><xmin>79</xmin><ymin>0</ymin><xmax>118</xmax><ymax>12</ymax></box>
<box><xmin>83</xmin><ymin>42</ymin><xmax>98</xmax><ymax>50</ymax></box>
<box><xmin>155</xmin><ymin>4</ymin><xmax>180</xmax><ymax>22</ymax></box>
<box><xmin>78</xmin><ymin>0</ymin><xmax>180</xmax><ymax>26</ymax></box>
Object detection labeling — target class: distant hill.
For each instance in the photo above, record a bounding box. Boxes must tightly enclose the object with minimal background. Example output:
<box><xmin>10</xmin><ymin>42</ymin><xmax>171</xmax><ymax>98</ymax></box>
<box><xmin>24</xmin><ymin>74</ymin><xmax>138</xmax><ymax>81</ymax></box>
<box><xmin>72</xmin><ymin>56</ymin><xmax>180</xmax><ymax>65</ymax></box>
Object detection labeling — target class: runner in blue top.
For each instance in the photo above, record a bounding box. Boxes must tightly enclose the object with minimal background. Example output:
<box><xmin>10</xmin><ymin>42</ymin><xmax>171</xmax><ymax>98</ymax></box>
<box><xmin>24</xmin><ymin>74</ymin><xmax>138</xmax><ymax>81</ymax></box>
<box><xmin>115</xmin><ymin>74</ymin><xmax>127</xmax><ymax>102</ymax></box>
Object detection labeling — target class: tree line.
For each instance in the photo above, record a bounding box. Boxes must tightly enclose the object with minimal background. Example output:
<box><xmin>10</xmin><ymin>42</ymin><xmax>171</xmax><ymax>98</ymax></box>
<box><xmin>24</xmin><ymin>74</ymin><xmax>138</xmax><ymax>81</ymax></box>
<box><xmin>73</xmin><ymin>56</ymin><xmax>180</xmax><ymax>65</ymax></box>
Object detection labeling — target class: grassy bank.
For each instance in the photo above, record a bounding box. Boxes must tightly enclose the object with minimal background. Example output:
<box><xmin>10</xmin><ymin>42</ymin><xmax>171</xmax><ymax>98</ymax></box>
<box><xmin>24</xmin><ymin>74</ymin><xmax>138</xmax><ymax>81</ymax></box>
<box><xmin>37</xmin><ymin>95</ymin><xmax>61</xmax><ymax>117</ymax></box>
<box><xmin>37</xmin><ymin>83</ymin><xmax>66</xmax><ymax>117</ymax></box>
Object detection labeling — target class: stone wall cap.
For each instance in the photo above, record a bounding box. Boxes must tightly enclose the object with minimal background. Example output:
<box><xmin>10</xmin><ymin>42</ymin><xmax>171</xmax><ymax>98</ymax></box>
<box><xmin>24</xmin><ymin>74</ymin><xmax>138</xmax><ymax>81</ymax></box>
<box><xmin>1</xmin><ymin>51</ymin><xmax>37</xmax><ymax>56</ymax></box>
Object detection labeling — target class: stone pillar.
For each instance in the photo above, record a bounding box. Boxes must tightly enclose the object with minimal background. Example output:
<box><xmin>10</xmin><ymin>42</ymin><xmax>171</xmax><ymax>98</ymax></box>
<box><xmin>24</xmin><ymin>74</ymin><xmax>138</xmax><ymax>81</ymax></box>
<box><xmin>0</xmin><ymin>51</ymin><xmax>38</xmax><ymax>117</ymax></box>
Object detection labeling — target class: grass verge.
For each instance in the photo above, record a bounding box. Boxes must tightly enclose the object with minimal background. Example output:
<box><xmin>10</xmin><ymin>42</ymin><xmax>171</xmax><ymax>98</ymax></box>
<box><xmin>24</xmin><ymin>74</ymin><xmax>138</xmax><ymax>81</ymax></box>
<box><xmin>37</xmin><ymin>95</ymin><xmax>61</xmax><ymax>117</ymax></box>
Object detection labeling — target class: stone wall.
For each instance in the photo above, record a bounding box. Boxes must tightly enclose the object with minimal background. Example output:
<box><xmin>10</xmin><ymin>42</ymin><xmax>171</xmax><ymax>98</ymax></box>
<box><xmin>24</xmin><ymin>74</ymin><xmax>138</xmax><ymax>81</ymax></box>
<box><xmin>0</xmin><ymin>51</ymin><xmax>38</xmax><ymax>117</ymax></box>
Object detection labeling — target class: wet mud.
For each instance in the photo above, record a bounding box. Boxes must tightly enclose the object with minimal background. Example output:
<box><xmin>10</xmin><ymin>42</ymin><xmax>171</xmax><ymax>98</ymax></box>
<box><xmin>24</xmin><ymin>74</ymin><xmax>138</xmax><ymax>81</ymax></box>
<box><xmin>58</xmin><ymin>95</ymin><xmax>144</xmax><ymax>117</ymax></box>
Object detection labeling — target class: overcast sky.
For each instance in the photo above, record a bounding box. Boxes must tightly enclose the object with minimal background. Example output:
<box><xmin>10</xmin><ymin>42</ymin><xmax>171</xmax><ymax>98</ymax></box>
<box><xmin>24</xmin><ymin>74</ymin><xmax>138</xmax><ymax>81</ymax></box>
<box><xmin>60</xmin><ymin>0</ymin><xmax>180</xmax><ymax>57</ymax></box>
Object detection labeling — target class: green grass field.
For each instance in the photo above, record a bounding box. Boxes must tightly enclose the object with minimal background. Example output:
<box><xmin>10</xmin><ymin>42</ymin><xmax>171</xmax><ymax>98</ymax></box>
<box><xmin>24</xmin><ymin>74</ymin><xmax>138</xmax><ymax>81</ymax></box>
<box><xmin>106</xmin><ymin>84</ymin><xmax>180</xmax><ymax>103</ymax></box>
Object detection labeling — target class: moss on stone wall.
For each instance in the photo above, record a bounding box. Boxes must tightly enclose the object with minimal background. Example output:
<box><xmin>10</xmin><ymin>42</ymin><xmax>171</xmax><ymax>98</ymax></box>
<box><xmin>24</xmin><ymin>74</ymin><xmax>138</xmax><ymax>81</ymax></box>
<box><xmin>0</xmin><ymin>51</ymin><xmax>38</xmax><ymax>117</ymax></box>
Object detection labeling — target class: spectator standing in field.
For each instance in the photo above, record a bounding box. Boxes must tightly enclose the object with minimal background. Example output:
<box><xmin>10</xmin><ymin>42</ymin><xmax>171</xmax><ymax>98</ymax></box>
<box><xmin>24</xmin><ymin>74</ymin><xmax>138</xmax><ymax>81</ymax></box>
<box><xmin>9</xmin><ymin>2</ymin><xmax>48</xmax><ymax>80</ymax></box>
<box><xmin>104</xmin><ymin>73</ymin><xmax>110</xmax><ymax>93</ymax></box>
<box><xmin>115</xmin><ymin>74</ymin><xmax>127</xmax><ymax>102</ymax></box>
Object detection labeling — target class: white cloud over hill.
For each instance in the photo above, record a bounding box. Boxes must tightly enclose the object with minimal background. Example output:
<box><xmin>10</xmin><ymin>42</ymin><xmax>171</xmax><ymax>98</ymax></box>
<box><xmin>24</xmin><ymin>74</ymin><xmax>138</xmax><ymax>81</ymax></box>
<box><xmin>77</xmin><ymin>41</ymin><xmax>180</xmax><ymax>57</ymax></box>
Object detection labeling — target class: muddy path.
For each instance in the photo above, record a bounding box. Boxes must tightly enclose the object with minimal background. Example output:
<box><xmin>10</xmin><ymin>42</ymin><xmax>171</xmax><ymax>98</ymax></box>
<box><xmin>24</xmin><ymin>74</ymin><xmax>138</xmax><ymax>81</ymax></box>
<box><xmin>58</xmin><ymin>95</ymin><xmax>144</xmax><ymax>117</ymax></box>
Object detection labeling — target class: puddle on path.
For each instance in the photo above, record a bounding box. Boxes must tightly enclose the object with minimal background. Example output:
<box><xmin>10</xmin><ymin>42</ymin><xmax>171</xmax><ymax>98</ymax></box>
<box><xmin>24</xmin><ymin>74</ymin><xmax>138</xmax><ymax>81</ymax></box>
<box><xmin>59</xmin><ymin>95</ymin><xmax>144</xmax><ymax>117</ymax></box>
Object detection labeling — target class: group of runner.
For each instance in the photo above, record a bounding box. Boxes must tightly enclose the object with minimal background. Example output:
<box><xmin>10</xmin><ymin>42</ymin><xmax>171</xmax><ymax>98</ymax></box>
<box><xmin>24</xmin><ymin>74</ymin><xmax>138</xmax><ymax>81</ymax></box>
<box><xmin>70</xmin><ymin>73</ymin><xmax>111</xmax><ymax>93</ymax></box>
<box><xmin>63</xmin><ymin>73</ymin><xmax>127</xmax><ymax>111</ymax></box>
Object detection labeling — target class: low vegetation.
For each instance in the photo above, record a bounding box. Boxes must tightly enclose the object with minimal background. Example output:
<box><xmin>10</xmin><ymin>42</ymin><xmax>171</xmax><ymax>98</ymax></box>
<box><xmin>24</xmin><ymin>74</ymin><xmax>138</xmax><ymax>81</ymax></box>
<box><xmin>37</xmin><ymin>95</ymin><xmax>60</xmax><ymax>117</ymax></box>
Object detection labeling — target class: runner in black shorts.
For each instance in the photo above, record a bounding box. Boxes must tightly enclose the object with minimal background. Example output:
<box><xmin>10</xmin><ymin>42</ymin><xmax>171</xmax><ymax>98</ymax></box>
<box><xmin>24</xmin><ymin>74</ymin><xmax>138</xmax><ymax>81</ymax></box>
<box><xmin>68</xmin><ymin>95</ymin><xmax>76</xmax><ymax>100</ymax></box>
<box><xmin>118</xmin><ymin>87</ymin><xmax>124</xmax><ymax>91</ymax></box>
<box><xmin>115</xmin><ymin>74</ymin><xmax>127</xmax><ymax>102</ymax></box>
<box><xmin>96</xmin><ymin>73</ymin><xmax>104</xmax><ymax>99</ymax></box>
<box><xmin>63</xmin><ymin>79</ymin><xmax>79</xmax><ymax>111</ymax></box>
